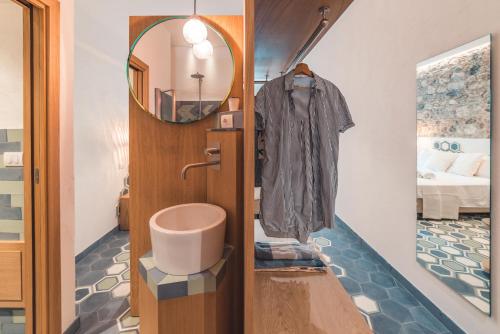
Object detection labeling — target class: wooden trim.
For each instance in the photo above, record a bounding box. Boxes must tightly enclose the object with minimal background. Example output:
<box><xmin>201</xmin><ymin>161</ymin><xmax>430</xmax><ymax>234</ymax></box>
<box><xmin>243</xmin><ymin>0</ymin><xmax>255</xmax><ymax>333</ymax></box>
<box><xmin>129</xmin><ymin>55</ymin><xmax>149</xmax><ymax>110</ymax></box>
<box><xmin>29</xmin><ymin>0</ymin><xmax>61</xmax><ymax>333</ymax></box>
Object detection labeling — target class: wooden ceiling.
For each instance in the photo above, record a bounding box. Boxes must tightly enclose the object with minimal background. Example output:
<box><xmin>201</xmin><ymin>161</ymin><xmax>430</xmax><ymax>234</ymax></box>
<box><xmin>255</xmin><ymin>0</ymin><xmax>353</xmax><ymax>81</ymax></box>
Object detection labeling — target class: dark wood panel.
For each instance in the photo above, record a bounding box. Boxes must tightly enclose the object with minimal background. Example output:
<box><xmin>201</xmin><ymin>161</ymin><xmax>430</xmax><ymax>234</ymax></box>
<box><xmin>255</xmin><ymin>0</ymin><xmax>353</xmax><ymax>80</ymax></box>
<box><xmin>129</xmin><ymin>15</ymin><xmax>243</xmax><ymax>315</ymax></box>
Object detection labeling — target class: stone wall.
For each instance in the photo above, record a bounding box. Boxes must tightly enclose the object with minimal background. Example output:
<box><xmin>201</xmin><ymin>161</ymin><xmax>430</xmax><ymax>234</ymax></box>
<box><xmin>0</xmin><ymin>129</ymin><xmax>23</xmax><ymax>240</ymax></box>
<box><xmin>417</xmin><ymin>44</ymin><xmax>491</xmax><ymax>138</ymax></box>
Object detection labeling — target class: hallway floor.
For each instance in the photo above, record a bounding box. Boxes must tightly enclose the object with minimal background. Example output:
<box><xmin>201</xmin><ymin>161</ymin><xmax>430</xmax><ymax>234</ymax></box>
<box><xmin>75</xmin><ymin>221</ymin><xmax>454</xmax><ymax>334</ymax></box>
<box><xmin>75</xmin><ymin>230</ymin><xmax>138</xmax><ymax>333</ymax></box>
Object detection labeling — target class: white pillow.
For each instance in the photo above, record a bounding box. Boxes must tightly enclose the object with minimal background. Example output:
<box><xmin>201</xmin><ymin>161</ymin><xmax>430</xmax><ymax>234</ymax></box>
<box><xmin>417</xmin><ymin>149</ymin><xmax>433</xmax><ymax>170</ymax></box>
<box><xmin>424</xmin><ymin>150</ymin><xmax>458</xmax><ymax>172</ymax></box>
<box><xmin>448</xmin><ymin>153</ymin><xmax>484</xmax><ymax>177</ymax></box>
<box><xmin>475</xmin><ymin>156</ymin><xmax>490</xmax><ymax>178</ymax></box>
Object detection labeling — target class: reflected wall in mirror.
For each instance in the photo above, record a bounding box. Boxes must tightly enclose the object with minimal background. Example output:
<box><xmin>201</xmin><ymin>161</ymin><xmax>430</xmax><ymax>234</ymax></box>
<box><xmin>128</xmin><ymin>17</ymin><xmax>235</xmax><ymax>123</ymax></box>
<box><xmin>416</xmin><ymin>35</ymin><xmax>492</xmax><ymax>315</ymax></box>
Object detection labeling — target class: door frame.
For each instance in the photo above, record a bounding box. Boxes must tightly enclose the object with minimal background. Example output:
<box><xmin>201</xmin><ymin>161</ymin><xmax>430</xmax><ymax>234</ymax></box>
<box><xmin>3</xmin><ymin>0</ymin><xmax>61</xmax><ymax>333</ymax></box>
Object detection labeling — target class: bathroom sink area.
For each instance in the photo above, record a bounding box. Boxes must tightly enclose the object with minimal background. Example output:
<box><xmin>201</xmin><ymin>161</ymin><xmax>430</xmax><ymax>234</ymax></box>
<box><xmin>149</xmin><ymin>203</ymin><xmax>227</xmax><ymax>275</ymax></box>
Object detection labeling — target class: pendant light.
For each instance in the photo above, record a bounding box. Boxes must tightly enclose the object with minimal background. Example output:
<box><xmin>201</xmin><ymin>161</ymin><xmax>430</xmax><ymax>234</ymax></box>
<box><xmin>193</xmin><ymin>39</ymin><xmax>213</xmax><ymax>59</ymax></box>
<box><xmin>183</xmin><ymin>0</ymin><xmax>207</xmax><ymax>44</ymax></box>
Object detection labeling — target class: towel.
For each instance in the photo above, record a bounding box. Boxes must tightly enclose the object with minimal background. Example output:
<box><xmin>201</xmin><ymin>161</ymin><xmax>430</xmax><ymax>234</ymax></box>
<box><xmin>255</xmin><ymin>242</ymin><xmax>319</xmax><ymax>261</ymax></box>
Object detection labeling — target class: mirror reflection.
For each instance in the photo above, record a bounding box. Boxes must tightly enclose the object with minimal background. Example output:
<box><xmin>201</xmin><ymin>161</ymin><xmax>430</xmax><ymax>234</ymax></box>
<box><xmin>128</xmin><ymin>17</ymin><xmax>234</xmax><ymax>123</ymax></box>
<box><xmin>416</xmin><ymin>35</ymin><xmax>491</xmax><ymax>314</ymax></box>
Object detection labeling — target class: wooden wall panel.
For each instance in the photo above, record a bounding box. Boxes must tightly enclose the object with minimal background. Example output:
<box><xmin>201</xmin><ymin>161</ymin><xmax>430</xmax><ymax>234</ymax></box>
<box><xmin>206</xmin><ymin>130</ymin><xmax>243</xmax><ymax>333</ymax></box>
<box><xmin>129</xmin><ymin>16</ymin><xmax>243</xmax><ymax>315</ymax></box>
<box><xmin>0</xmin><ymin>251</ymin><xmax>22</xmax><ymax>301</ymax></box>
<box><xmin>243</xmin><ymin>0</ymin><xmax>255</xmax><ymax>332</ymax></box>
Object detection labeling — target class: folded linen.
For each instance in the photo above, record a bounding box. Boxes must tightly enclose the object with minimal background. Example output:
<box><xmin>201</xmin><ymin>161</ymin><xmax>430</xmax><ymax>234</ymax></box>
<box><xmin>417</xmin><ymin>169</ymin><xmax>436</xmax><ymax>179</ymax></box>
<box><xmin>255</xmin><ymin>242</ymin><xmax>319</xmax><ymax>261</ymax></box>
<box><xmin>254</xmin><ymin>258</ymin><xmax>327</xmax><ymax>273</ymax></box>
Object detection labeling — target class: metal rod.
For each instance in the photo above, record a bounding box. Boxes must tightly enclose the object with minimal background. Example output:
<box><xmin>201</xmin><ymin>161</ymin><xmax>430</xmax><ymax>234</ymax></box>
<box><xmin>284</xmin><ymin>6</ymin><xmax>330</xmax><ymax>73</ymax></box>
<box><xmin>194</xmin><ymin>0</ymin><xmax>197</xmax><ymax>15</ymax></box>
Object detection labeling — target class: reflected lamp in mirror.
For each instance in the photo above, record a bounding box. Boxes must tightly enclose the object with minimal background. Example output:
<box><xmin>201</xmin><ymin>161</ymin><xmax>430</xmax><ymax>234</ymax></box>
<box><xmin>128</xmin><ymin>16</ymin><xmax>235</xmax><ymax>124</ymax></box>
<box><xmin>415</xmin><ymin>34</ymin><xmax>492</xmax><ymax>315</ymax></box>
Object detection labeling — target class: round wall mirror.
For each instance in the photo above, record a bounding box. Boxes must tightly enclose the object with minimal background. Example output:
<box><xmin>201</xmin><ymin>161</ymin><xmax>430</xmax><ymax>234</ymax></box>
<box><xmin>128</xmin><ymin>17</ymin><xmax>235</xmax><ymax>123</ymax></box>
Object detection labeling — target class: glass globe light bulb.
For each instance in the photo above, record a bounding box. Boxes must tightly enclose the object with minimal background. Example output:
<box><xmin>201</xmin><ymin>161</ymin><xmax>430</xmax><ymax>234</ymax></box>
<box><xmin>193</xmin><ymin>40</ymin><xmax>214</xmax><ymax>60</ymax></box>
<box><xmin>183</xmin><ymin>17</ymin><xmax>208</xmax><ymax>44</ymax></box>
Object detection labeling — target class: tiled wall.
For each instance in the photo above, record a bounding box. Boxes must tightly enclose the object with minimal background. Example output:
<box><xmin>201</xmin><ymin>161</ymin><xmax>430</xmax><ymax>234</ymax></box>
<box><xmin>0</xmin><ymin>129</ymin><xmax>24</xmax><ymax>240</ymax></box>
<box><xmin>0</xmin><ymin>309</ymin><xmax>25</xmax><ymax>333</ymax></box>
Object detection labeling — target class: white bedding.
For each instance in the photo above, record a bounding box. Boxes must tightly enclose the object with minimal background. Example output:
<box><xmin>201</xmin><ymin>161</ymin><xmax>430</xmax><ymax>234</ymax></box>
<box><xmin>417</xmin><ymin>172</ymin><xmax>490</xmax><ymax>219</ymax></box>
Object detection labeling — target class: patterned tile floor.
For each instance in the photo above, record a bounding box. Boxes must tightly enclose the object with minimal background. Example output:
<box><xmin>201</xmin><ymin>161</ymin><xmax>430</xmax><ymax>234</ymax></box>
<box><xmin>311</xmin><ymin>221</ymin><xmax>453</xmax><ymax>334</ymax></box>
<box><xmin>76</xmin><ymin>222</ymin><xmax>454</xmax><ymax>334</ymax></box>
<box><xmin>417</xmin><ymin>214</ymin><xmax>490</xmax><ymax>314</ymax></box>
<box><xmin>75</xmin><ymin>230</ymin><xmax>138</xmax><ymax>333</ymax></box>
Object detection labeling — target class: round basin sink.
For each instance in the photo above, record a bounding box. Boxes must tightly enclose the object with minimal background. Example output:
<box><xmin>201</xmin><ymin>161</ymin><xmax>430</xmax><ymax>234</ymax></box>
<box><xmin>149</xmin><ymin>203</ymin><xmax>226</xmax><ymax>275</ymax></box>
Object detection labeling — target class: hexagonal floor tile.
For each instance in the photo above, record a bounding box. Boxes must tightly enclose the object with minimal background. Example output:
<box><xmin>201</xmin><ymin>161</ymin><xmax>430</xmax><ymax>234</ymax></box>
<box><xmin>457</xmin><ymin>273</ymin><xmax>486</xmax><ymax>288</ymax></box>
<box><xmin>455</xmin><ymin>256</ymin><xmax>479</xmax><ymax>268</ymax></box>
<box><xmin>441</xmin><ymin>260</ymin><xmax>466</xmax><ymax>272</ymax></box>
<box><xmin>118</xmin><ymin>309</ymin><xmax>140</xmax><ymax>330</ymax></box>
<box><xmin>95</xmin><ymin>276</ymin><xmax>119</xmax><ymax>292</ymax></box>
<box><xmin>107</xmin><ymin>263</ymin><xmax>127</xmax><ymax>275</ymax></box>
<box><xmin>313</xmin><ymin>236</ymin><xmax>331</xmax><ymax>247</ymax></box>
<box><xmin>440</xmin><ymin>246</ymin><xmax>462</xmax><ymax>256</ymax></box>
<box><xmin>429</xmin><ymin>264</ymin><xmax>450</xmax><ymax>276</ymax></box>
<box><xmin>352</xmin><ymin>295</ymin><xmax>379</xmax><ymax>314</ymax></box>
<box><xmin>76</xmin><ymin>287</ymin><xmax>91</xmax><ymax>302</ymax></box>
<box><xmin>122</xmin><ymin>269</ymin><xmax>130</xmax><ymax>281</ymax></box>
<box><xmin>417</xmin><ymin>253</ymin><xmax>437</xmax><ymax>264</ymax></box>
<box><xmin>114</xmin><ymin>252</ymin><xmax>130</xmax><ymax>263</ymax></box>
<box><xmin>112</xmin><ymin>282</ymin><xmax>131</xmax><ymax>298</ymax></box>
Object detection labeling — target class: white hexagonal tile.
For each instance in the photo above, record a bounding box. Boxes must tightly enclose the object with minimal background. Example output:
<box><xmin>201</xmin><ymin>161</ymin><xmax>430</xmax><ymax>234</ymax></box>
<box><xmin>441</xmin><ymin>246</ymin><xmax>461</xmax><ymax>255</ymax></box>
<box><xmin>329</xmin><ymin>263</ymin><xmax>345</xmax><ymax>277</ymax></box>
<box><xmin>478</xmin><ymin>249</ymin><xmax>490</xmax><ymax>257</ymax></box>
<box><xmin>440</xmin><ymin>235</ymin><xmax>457</xmax><ymax>243</ymax></box>
<box><xmin>457</xmin><ymin>273</ymin><xmax>486</xmax><ymax>288</ymax></box>
<box><xmin>313</xmin><ymin>237</ymin><xmax>331</xmax><ymax>247</ymax></box>
<box><xmin>469</xmin><ymin>228</ymin><xmax>486</xmax><ymax>234</ymax></box>
<box><xmin>455</xmin><ymin>256</ymin><xmax>479</xmax><ymax>268</ymax></box>
<box><xmin>352</xmin><ymin>295</ymin><xmax>379</xmax><ymax>314</ymax></box>
<box><xmin>428</xmin><ymin>228</ymin><xmax>444</xmax><ymax>235</ymax></box>
<box><xmin>472</xmin><ymin>237</ymin><xmax>489</xmax><ymax>245</ymax></box>
<box><xmin>417</xmin><ymin>253</ymin><xmax>437</xmax><ymax>264</ymax></box>
<box><xmin>106</xmin><ymin>263</ymin><xmax>127</xmax><ymax>275</ymax></box>
<box><xmin>112</xmin><ymin>282</ymin><xmax>130</xmax><ymax>298</ymax></box>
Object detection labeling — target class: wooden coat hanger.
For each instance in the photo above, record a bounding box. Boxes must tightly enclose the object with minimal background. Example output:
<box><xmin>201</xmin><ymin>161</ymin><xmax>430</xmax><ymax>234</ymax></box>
<box><xmin>293</xmin><ymin>63</ymin><xmax>313</xmax><ymax>77</ymax></box>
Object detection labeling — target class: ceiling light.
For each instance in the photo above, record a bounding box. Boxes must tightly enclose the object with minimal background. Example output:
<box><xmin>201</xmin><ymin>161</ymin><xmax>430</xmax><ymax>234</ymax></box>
<box><xmin>193</xmin><ymin>40</ymin><xmax>213</xmax><ymax>59</ymax></box>
<box><xmin>183</xmin><ymin>0</ymin><xmax>207</xmax><ymax>44</ymax></box>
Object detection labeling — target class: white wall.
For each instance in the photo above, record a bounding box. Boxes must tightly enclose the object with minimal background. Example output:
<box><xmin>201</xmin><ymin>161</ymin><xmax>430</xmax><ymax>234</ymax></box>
<box><xmin>305</xmin><ymin>0</ymin><xmax>500</xmax><ymax>333</ymax></box>
<box><xmin>173</xmin><ymin>45</ymin><xmax>233</xmax><ymax>101</ymax></box>
<box><xmin>73</xmin><ymin>0</ymin><xmax>243</xmax><ymax>255</ymax></box>
<box><xmin>0</xmin><ymin>0</ymin><xmax>23</xmax><ymax>129</ymax></box>
<box><xmin>60</xmin><ymin>0</ymin><xmax>76</xmax><ymax>330</ymax></box>
<box><xmin>132</xmin><ymin>24</ymin><xmax>171</xmax><ymax>111</ymax></box>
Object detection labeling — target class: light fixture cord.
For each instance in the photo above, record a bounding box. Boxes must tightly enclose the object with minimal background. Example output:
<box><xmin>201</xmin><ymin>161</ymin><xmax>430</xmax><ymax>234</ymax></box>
<box><xmin>194</xmin><ymin>0</ymin><xmax>197</xmax><ymax>15</ymax></box>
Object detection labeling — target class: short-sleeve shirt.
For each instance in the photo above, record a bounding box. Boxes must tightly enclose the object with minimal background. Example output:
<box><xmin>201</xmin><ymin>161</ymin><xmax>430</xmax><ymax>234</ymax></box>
<box><xmin>255</xmin><ymin>71</ymin><xmax>354</xmax><ymax>243</ymax></box>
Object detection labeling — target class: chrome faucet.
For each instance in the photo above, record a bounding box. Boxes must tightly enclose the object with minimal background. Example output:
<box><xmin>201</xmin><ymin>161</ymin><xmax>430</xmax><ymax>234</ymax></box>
<box><xmin>181</xmin><ymin>144</ymin><xmax>221</xmax><ymax>180</ymax></box>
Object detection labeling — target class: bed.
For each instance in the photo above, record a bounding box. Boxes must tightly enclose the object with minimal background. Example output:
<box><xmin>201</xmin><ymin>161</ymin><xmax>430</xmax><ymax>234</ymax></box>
<box><xmin>417</xmin><ymin>172</ymin><xmax>490</xmax><ymax>218</ymax></box>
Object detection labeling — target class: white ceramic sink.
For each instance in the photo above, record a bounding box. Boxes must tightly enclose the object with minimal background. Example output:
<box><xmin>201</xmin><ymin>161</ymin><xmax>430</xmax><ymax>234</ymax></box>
<box><xmin>149</xmin><ymin>203</ymin><xmax>226</xmax><ymax>275</ymax></box>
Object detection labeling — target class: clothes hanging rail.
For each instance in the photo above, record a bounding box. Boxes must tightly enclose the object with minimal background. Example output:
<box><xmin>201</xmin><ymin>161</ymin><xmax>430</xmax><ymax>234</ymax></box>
<box><xmin>255</xmin><ymin>6</ymin><xmax>330</xmax><ymax>83</ymax></box>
